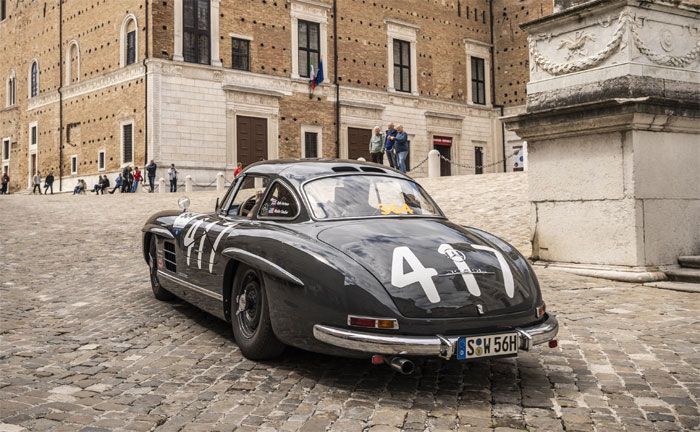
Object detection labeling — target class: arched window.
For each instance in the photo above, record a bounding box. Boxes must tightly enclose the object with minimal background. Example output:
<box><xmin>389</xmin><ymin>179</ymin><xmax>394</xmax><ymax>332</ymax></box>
<box><xmin>120</xmin><ymin>14</ymin><xmax>138</xmax><ymax>67</ymax></box>
<box><xmin>29</xmin><ymin>61</ymin><xmax>39</xmax><ymax>98</ymax></box>
<box><xmin>65</xmin><ymin>40</ymin><xmax>80</xmax><ymax>84</ymax></box>
<box><xmin>6</xmin><ymin>70</ymin><xmax>15</xmax><ymax>107</ymax></box>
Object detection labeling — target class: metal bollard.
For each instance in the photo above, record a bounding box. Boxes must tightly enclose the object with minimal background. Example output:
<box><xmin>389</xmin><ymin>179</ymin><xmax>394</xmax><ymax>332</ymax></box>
<box><xmin>357</xmin><ymin>157</ymin><xmax>366</xmax><ymax>162</ymax></box>
<box><xmin>428</xmin><ymin>149</ymin><xmax>441</xmax><ymax>178</ymax></box>
<box><xmin>216</xmin><ymin>172</ymin><xmax>225</xmax><ymax>192</ymax></box>
<box><xmin>185</xmin><ymin>175</ymin><xmax>193</xmax><ymax>193</ymax></box>
<box><xmin>158</xmin><ymin>177</ymin><xmax>167</xmax><ymax>193</ymax></box>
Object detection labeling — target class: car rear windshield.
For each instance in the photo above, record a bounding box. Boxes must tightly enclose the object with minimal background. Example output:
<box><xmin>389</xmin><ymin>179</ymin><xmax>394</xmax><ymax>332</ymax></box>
<box><xmin>303</xmin><ymin>175</ymin><xmax>442</xmax><ymax>220</ymax></box>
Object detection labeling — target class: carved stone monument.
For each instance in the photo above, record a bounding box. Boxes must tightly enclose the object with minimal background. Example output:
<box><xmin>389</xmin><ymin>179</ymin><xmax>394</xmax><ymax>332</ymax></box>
<box><xmin>504</xmin><ymin>0</ymin><xmax>700</xmax><ymax>281</ymax></box>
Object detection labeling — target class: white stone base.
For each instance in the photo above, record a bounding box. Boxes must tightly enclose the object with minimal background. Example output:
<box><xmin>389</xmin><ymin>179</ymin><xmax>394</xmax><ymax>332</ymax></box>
<box><xmin>534</xmin><ymin>260</ymin><xmax>668</xmax><ymax>283</ymax></box>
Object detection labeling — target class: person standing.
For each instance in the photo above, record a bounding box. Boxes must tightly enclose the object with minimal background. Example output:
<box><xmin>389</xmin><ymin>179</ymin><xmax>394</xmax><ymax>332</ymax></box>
<box><xmin>44</xmin><ymin>172</ymin><xmax>54</xmax><ymax>195</ymax></box>
<box><xmin>168</xmin><ymin>164</ymin><xmax>178</xmax><ymax>193</ymax></box>
<box><xmin>132</xmin><ymin>166</ymin><xmax>142</xmax><ymax>192</ymax></box>
<box><xmin>394</xmin><ymin>125</ymin><xmax>409</xmax><ymax>173</ymax></box>
<box><xmin>146</xmin><ymin>160</ymin><xmax>157</xmax><ymax>193</ymax></box>
<box><xmin>32</xmin><ymin>172</ymin><xmax>42</xmax><ymax>194</ymax></box>
<box><xmin>1</xmin><ymin>173</ymin><xmax>8</xmax><ymax>194</ymax></box>
<box><xmin>369</xmin><ymin>126</ymin><xmax>385</xmax><ymax>164</ymax></box>
<box><xmin>233</xmin><ymin>162</ymin><xmax>243</xmax><ymax>177</ymax></box>
<box><xmin>109</xmin><ymin>173</ymin><xmax>123</xmax><ymax>194</ymax></box>
<box><xmin>384</xmin><ymin>123</ymin><xmax>398</xmax><ymax>169</ymax></box>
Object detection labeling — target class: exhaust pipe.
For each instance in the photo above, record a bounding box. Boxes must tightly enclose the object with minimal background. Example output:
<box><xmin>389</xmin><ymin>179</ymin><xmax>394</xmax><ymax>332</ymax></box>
<box><xmin>388</xmin><ymin>356</ymin><xmax>415</xmax><ymax>375</ymax></box>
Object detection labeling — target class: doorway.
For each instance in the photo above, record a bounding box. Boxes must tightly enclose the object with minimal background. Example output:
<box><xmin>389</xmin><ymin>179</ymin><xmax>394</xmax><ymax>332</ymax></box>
<box><xmin>474</xmin><ymin>146</ymin><xmax>483</xmax><ymax>175</ymax></box>
<box><xmin>236</xmin><ymin>116</ymin><xmax>268</xmax><ymax>167</ymax></box>
<box><xmin>433</xmin><ymin>136</ymin><xmax>452</xmax><ymax>176</ymax></box>
<box><xmin>347</xmin><ymin>127</ymin><xmax>372</xmax><ymax>160</ymax></box>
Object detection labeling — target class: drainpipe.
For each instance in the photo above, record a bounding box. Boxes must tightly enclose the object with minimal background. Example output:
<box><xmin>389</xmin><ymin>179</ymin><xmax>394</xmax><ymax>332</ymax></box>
<box><xmin>58</xmin><ymin>0</ymin><xmax>64</xmax><ymax>191</ymax></box>
<box><xmin>143</xmin><ymin>0</ymin><xmax>149</xmax><ymax>166</ymax></box>
<box><xmin>333</xmin><ymin>0</ymin><xmax>340</xmax><ymax>158</ymax></box>
<box><xmin>488</xmin><ymin>0</ymin><xmax>507</xmax><ymax>172</ymax></box>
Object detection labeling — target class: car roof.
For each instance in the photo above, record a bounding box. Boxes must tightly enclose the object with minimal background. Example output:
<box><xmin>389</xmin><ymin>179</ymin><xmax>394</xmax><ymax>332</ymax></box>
<box><xmin>242</xmin><ymin>159</ymin><xmax>410</xmax><ymax>186</ymax></box>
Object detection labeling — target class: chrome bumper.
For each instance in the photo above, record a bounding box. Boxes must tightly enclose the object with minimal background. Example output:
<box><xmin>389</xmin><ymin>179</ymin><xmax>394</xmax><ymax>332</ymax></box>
<box><xmin>312</xmin><ymin>314</ymin><xmax>558</xmax><ymax>359</ymax></box>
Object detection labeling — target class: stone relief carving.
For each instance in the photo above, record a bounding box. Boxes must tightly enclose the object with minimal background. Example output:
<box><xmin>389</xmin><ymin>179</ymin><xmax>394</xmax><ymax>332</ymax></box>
<box><xmin>530</xmin><ymin>9</ymin><xmax>700</xmax><ymax>76</ymax></box>
<box><xmin>557</xmin><ymin>31</ymin><xmax>597</xmax><ymax>60</ymax></box>
<box><xmin>529</xmin><ymin>10</ymin><xmax>630</xmax><ymax>76</ymax></box>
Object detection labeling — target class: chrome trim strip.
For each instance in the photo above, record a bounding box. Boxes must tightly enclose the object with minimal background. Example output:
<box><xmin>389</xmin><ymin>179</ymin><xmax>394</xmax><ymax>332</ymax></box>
<box><xmin>157</xmin><ymin>270</ymin><xmax>223</xmax><ymax>302</ymax></box>
<box><xmin>221</xmin><ymin>247</ymin><xmax>304</xmax><ymax>286</ymax></box>
<box><xmin>313</xmin><ymin>314</ymin><xmax>558</xmax><ymax>357</ymax></box>
<box><xmin>147</xmin><ymin>227</ymin><xmax>174</xmax><ymax>239</ymax></box>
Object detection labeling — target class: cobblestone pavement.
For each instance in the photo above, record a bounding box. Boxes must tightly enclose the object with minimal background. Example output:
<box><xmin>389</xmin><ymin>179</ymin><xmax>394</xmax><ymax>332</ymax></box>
<box><xmin>1</xmin><ymin>173</ymin><xmax>698</xmax><ymax>432</ymax></box>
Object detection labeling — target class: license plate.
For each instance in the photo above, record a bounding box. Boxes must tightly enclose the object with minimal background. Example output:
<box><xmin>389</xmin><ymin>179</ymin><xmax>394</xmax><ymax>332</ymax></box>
<box><xmin>456</xmin><ymin>332</ymin><xmax>519</xmax><ymax>360</ymax></box>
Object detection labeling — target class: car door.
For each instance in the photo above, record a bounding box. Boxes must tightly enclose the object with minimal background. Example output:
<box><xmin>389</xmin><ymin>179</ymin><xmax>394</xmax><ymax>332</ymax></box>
<box><xmin>174</xmin><ymin>174</ymin><xmax>270</xmax><ymax>298</ymax></box>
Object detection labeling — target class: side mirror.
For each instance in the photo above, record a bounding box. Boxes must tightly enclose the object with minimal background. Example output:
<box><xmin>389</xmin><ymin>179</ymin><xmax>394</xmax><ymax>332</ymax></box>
<box><xmin>178</xmin><ymin>196</ymin><xmax>191</xmax><ymax>212</ymax></box>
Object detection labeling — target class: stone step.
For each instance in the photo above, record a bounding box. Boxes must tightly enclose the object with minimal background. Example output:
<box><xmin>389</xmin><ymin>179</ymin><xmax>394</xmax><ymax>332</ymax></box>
<box><xmin>678</xmin><ymin>255</ymin><xmax>700</xmax><ymax>269</ymax></box>
<box><xmin>643</xmin><ymin>281</ymin><xmax>700</xmax><ymax>294</ymax></box>
<box><xmin>665</xmin><ymin>268</ymin><xmax>700</xmax><ymax>284</ymax></box>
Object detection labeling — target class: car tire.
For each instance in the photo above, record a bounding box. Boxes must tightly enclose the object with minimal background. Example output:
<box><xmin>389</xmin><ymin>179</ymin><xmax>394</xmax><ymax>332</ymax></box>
<box><xmin>148</xmin><ymin>236</ymin><xmax>175</xmax><ymax>301</ymax></box>
<box><xmin>231</xmin><ymin>264</ymin><xmax>286</xmax><ymax>360</ymax></box>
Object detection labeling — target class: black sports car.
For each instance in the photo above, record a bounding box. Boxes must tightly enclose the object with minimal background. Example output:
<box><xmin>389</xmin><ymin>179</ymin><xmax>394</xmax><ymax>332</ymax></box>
<box><xmin>142</xmin><ymin>160</ymin><xmax>557</xmax><ymax>374</ymax></box>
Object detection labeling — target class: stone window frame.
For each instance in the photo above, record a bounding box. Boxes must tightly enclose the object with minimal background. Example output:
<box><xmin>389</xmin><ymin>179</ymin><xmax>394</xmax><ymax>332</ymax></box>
<box><xmin>385</xmin><ymin>19</ymin><xmax>419</xmax><ymax>96</ymax></box>
<box><xmin>2</xmin><ymin>137</ymin><xmax>10</xmax><ymax>162</ymax></box>
<box><xmin>173</xmin><ymin>0</ymin><xmax>222</xmax><ymax>67</ymax></box>
<box><xmin>28</xmin><ymin>59</ymin><xmax>39</xmax><ymax>99</ymax></box>
<box><xmin>120</xmin><ymin>14</ymin><xmax>139</xmax><ymax>68</ymax></box>
<box><xmin>98</xmin><ymin>149</ymin><xmax>106</xmax><ymax>172</ymax></box>
<box><xmin>29</xmin><ymin>122</ymin><xmax>38</xmax><ymax>149</ymax></box>
<box><xmin>65</xmin><ymin>40</ymin><xmax>81</xmax><ymax>85</ymax></box>
<box><xmin>301</xmin><ymin>125</ymin><xmax>322</xmax><ymax>158</ymax></box>
<box><xmin>5</xmin><ymin>70</ymin><xmax>15</xmax><ymax>107</ymax></box>
<box><xmin>70</xmin><ymin>155</ymin><xmax>78</xmax><ymax>176</ymax></box>
<box><xmin>464</xmin><ymin>39</ymin><xmax>492</xmax><ymax>107</ymax></box>
<box><xmin>230</xmin><ymin>33</ymin><xmax>252</xmax><ymax>71</ymax></box>
<box><xmin>120</xmin><ymin>119</ymin><xmax>135</xmax><ymax>166</ymax></box>
<box><xmin>290</xmin><ymin>0</ymin><xmax>330</xmax><ymax>81</ymax></box>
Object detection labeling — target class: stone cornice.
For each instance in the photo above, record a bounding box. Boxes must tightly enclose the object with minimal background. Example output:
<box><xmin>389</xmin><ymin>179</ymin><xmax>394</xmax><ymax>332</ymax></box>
<box><xmin>222</xmin><ymin>85</ymin><xmax>287</xmax><ymax>98</ymax></box>
<box><xmin>503</xmin><ymin>97</ymin><xmax>700</xmax><ymax>140</ymax></box>
<box><xmin>28</xmin><ymin>64</ymin><xmax>145</xmax><ymax>111</ymax></box>
<box><xmin>424</xmin><ymin>111</ymin><xmax>465</xmax><ymax>120</ymax></box>
<box><xmin>384</xmin><ymin>18</ymin><xmax>421</xmax><ymax>30</ymax></box>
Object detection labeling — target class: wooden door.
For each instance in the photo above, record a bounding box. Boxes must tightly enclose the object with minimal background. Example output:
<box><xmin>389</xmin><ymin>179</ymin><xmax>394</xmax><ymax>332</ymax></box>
<box><xmin>347</xmin><ymin>127</ymin><xmax>372</xmax><ymax>161</ymax></box>
<box><xmin>237</xmin><ymin>116</ymin><xmax>268</xmax><ymax>167</ymax></box>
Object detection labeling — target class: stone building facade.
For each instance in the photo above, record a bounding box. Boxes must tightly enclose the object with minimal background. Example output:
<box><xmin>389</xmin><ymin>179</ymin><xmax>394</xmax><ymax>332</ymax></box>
<box><xmin>0</xmin><ymin>0</ymin><xmax>551</xmax><ymax>192</ymax></box>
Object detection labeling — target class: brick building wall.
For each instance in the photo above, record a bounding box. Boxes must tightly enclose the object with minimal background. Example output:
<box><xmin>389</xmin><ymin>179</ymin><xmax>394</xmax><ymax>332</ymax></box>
<box><xmin>2</xmin><ymin>0</ymin><xmax>554</xmax><ymax>192</ymax></box>
<box><xmin>0</xmin><ymin>0</ymin><xmax>147</xmax><ymax>192</ymax></box>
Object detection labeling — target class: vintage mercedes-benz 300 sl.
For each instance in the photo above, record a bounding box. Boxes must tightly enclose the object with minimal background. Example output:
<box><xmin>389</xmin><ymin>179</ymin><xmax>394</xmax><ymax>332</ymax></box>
<box><xmin>142</xmin><ymin>160</ymin><xmax>557</xmax><ymax>374</ymax></box>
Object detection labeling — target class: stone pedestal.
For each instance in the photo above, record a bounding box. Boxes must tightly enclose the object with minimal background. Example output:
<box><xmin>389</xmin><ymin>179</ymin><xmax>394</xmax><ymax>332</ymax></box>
<box><xmin>504</xmin><ymin>0</ymin><xmax>700</xmax><ymax>282</ymax></box>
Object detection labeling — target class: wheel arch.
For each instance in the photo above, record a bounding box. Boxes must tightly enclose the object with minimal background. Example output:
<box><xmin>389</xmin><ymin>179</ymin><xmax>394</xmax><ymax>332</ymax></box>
<box><xmin>222</xmin><ymin>258</ymin><xmax>241</xmax><ymax>322</ymax></box>
<box><xmin>142</xmin><ymin>232</ymin><xmax>152</xmax><ymax>263</ymax></box>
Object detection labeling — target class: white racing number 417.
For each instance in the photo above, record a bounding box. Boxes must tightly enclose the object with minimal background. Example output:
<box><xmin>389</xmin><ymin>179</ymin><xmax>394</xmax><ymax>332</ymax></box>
<box><xmin>391</xmin><ymin>244</ymin><xmax>515</xmax><ymax>304</ymax></box>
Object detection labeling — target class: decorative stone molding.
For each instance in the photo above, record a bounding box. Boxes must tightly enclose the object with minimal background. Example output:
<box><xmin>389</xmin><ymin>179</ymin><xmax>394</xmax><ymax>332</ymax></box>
<box><xmin>386</xmin><ymin>18</ymin><xmax>419</xmax><ymax>96</ymax></box>
<box><xmin>28</xmin><ymin>64</ymin><xmax>146</xmax><ymax>111</ymax></box>
<box><xmin>528</xmin><ymin>4</ymin><xmax>700</xmax><ymax>78</ymax></box>
<box><xmin>290</xmin><ymin>0</ymin><xmax>329</xmax><ymax>80</ymax></box>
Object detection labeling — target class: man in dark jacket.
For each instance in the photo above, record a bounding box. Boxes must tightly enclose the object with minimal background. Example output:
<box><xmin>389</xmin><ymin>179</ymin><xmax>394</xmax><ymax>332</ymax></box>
<box><xmin>384</xmin><ymin>123</ymin><xmax>398</xmax><ymax>169</ymax></box>
<box><xmin>394</xmin><ymin>125</ymin><xmax>409</xmax><ymax>173</ymax></box>
<box><xmin>44</xmin><ymin>172</ymin><xmax>54</xmax><ymax>195</ymax></box>
<box><xmin>1</xmin><ymin>173</ymin><xmax>9</xmax><ymax>194</ymax></box>
<box><xmin>146</xmin><ymin>160</ymin><xmax>157</xmax><ymax>193</ymax></box>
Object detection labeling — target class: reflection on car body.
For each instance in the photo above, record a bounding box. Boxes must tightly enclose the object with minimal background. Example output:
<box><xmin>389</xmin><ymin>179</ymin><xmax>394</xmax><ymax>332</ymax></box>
<box><xmin>142</xmin><ymin>159</ymin><xmax>558</xmax><ymax>374</ymax></box>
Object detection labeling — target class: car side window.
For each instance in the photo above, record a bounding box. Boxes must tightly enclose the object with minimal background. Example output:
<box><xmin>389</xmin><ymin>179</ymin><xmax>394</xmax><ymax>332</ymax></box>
<box><xmin>258</xmin><ymin>182</ymin><xmax>299</xmax><ymax>220</ymax></box>
<box><xmin>227</xmin><ymin>175</ymin><xmax>270</xmax><ymax>217</ymax></box>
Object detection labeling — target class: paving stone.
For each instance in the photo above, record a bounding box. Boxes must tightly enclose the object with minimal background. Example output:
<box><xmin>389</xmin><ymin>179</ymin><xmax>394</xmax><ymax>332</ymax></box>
<box><xmin>0</xmin><ymin>175</ymin><xmax>697</xmax><ymax>431</ymax></box>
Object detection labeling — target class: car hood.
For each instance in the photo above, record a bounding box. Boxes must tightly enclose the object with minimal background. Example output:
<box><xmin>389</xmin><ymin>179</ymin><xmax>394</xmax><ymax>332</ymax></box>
<box><xmin>317</xmin><ymin>218</ymin><xmax>537</xmax><ymax>319</ymax></box>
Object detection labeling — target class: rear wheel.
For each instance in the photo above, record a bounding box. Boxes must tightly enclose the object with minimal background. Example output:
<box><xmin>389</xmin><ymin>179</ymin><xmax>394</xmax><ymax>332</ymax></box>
<box><xmin>231</xmin><ymin>264</ymin><xmax>285</xmax><ymax>360</ymax></box>
<box><xmin>148</xmin><ymin>236</ymin><xmax>175</xmax><ymax>301</ymax></box>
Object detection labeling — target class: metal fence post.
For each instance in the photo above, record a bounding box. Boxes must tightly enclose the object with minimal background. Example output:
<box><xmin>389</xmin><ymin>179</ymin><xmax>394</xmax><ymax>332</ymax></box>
<box><xmin>428</xmin><ymin>149</ymin><xmax>441</xmax><ymax>178</ymax></box>
<box><xmin>185</xmin><ymin>175</ymin><xmax>193</xmax><ymax>193</ymax></box>
<box><xmin>158</xmin><ymin>177</ymin><xmax>166</xmax><ymax>193</ymax></box>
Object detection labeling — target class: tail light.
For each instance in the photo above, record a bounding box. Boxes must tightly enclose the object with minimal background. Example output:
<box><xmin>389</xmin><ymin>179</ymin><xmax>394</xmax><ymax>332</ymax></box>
<box><xmin>348</xmin><ymin>315</ymin><xmax>399</xmax><ymax>330</ymax></box>
<box><xmin>536</xmin><ymin>303</ymin><xmax>546</xmax><ymax>319</ymax></box>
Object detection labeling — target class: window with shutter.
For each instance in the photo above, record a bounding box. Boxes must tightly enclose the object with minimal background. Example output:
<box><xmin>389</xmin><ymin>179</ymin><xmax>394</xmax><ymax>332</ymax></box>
<box><xmin>122</xmin><ymin>123</ymin><xmax>133</xmax><ymax>164</ymax></box>
<box><xmin>126</xmin><ymin>31</ymin><xmax>136</xmax><ymax>65</ymax></box>
<box><xmin>183</xmin><ymin>0</ymin><xmax>210</xmax><ymax>65</ymax></box>
<box><xmin>393</xmin><ymin>39</ymin><xmax>411</xmax><ymax>93</ymax></box>
<box><xmin>304</xmin><ymin>132</ymin><xmax>318</xmax><ymax>158</ymax></box>
<box><xmin>471</xmin><ymin>57</ymin><xmax>486</xmax><ymax>105</ymax></box>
